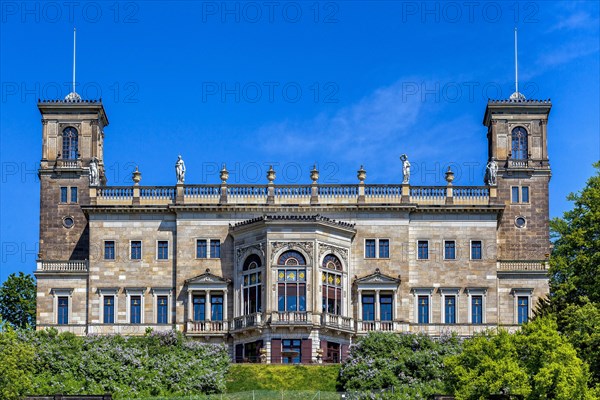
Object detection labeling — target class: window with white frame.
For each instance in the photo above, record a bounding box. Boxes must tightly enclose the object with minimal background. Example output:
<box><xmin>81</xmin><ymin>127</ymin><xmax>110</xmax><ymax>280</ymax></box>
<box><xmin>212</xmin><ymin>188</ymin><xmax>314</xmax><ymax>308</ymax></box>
<box><xmin>157</xmin><ymin>240</ymin><xmax>169</xmax><ymax>260</ymax></box>
<box><xmin>466</xmin><ymin>288</ymin><xmax>487</xmax><ymax>324</ymax></box>
<box><xmin>130</xmin><ymin>240</ymin><xmax>142</xmax><ymax>260</ymax></box>
<box><xmin>512</xmin><ymin>288</ymin><xmax>533</xmax><ymax>325</ymax></box>
<box><xmin>196</xmin><ymin>239</ymin><xmax>221</xmax><ymax>259</ymax></box>
<box><xmin>470</xmin><ymin>240</ymin><xmax>482</xmax><ymax>260</ymax></box>
<box><xmin>444</xmin><ymin>240</ymin><xmax>456</xmax><ymax>260</ymax></box>
<box><xmin>98</xmin><ymin>288</ymin><xmax>119</xmax><ymax>324</ymax></box>
<box><xmin>152</xmin><ymin>288</ymin><xmax>172</xmax><ymax>324</ymax></box>
<box><xmin>412</xmin><ymin>288</ymin><xmax>433</xmax><ymax>324</ymax></box>
<box><xmin>364</xmin><ymin>239</ymin><xmax>390</xmax><ymax>259</ymax></box>
<box><xmin>417</xmin><ymin>240</ymin><xmax>429</xmax><ymax>260</ymax></box>
<box><xmin>51</xmin><ymin>288</ymin><xmax>73</xmax><ymax>325</ymax></box>
<box><xmin>322</xmin><ymin>254</ymin><xmax>343</xmax><ymax>315</ymax></box>
<box><xmin>439</xmin><ymin>288</ymin><xmax>460</xmax><ymax>324</ymax></box>
<box><xmin>104</xmin><ymin>240</ymin><xmax>116</xmax><ymax>261</ymax></box>
<box><xmin>125</xmin><ymin>288</ymin><xmax>145</xmax><ymax>324</ymax></box>
<box><xmin>242</xmin><ymin>254</ymin><xmax>263</xmax><ymax>315</ymax></box>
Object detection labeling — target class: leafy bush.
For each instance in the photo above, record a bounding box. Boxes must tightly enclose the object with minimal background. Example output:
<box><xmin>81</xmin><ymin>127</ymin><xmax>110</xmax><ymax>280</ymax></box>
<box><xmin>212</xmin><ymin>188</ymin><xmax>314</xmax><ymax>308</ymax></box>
<box><xmin>0</xmin><ymin>328</ymin><xmax>229</xmax><ymax>399</ymax></box>
<box><xmin>338</xmin><ymin>331</ymin><xmax>461</xmax><ymax>398</ymax></box>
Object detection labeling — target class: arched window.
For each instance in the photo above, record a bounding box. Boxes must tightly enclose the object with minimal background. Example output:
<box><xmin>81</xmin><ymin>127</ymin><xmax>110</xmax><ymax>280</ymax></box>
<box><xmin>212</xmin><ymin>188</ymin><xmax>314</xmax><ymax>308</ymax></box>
<box><xmin>242</xmin><ymin>254</ymin><xmax>262</xmax><ymax>314</ymax></box>
<box><xmin>62</xmin><ymin>127</ymin><xmax>79</xmax><ymax>160</ymax></box>
<box><xmin>511</xmin><ymin>127</ymin><xmax>528</xmax><ymax>160</ymax></box>
<box><xmin>322</xmin><ymin>254</ymin><xmax>342</xmax><ymax>315</ymax></box>
<box><xmin>277</xmin><ymin>250</ymin><xmax>307</xmax><ymax>312</ymax></box>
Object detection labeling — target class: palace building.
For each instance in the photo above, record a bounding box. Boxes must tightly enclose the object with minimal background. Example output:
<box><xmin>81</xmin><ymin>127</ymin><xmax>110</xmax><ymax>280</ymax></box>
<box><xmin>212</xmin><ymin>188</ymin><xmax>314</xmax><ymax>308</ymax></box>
<box><xmin>35</xmin><ymin>89</ymin><xmax>552</xmax><ymax>364</ymax></box>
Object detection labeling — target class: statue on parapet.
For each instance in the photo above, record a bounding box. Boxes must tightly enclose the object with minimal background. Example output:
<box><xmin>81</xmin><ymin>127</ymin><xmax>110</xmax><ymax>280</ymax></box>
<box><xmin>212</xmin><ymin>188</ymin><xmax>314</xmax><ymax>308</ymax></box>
<box><xmin>485</xmin><ymin>157</ymin><xmax>498</xmax><ymax>186</ymax></box>
<box><xmin>400</xmin><ymin>154</ymin><xmax>410</xmax><ymax>184</ymax></box>
<box><xmin>89</xmin><ymin>157</ymin><xmax>99</xmax><ymax>186</ymax></box>
<box><xmin>175</xmin><ymin>155</ymin><xmax>186</xmax><ymax>184</ymax></box>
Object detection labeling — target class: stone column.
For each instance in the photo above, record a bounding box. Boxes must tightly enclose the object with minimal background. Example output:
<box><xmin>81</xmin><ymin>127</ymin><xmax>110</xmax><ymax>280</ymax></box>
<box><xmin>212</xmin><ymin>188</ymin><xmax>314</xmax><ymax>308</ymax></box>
<box><xmin>188</xmin><ymin>291</ymin><xmax>193</xmax><ymax>321</ymax></box>
<box><xmin>205</xmin><ymin>291</ymin><xmax>211</xmax><ymax>321</ymax></box>
<box><xmin>375</xmin><ymin>290</ymin><xmax>380</xmax><ymax>321</ymax></box>
<box><xmin>357</xmin><ymin>289</ymin><xmax>363</xmax><ymax>320</ymax></box>
<box><xmin>223</xmin><ymin>289</ymin><xmax>228</xmax><ymax>322</ymax></box>
<box><xmin>176</xmin><ymin>182</ymin><xmax>184</xmax><ymax>204</ymax></box>
<box><xmin>401</xmin><ymin>183</ymin><xmax>410</xmax><ymax>203</ymax></box>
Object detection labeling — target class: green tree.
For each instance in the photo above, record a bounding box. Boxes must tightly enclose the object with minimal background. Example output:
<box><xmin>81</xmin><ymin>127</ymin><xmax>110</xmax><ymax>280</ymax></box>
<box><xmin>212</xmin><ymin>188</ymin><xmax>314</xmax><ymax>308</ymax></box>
<box><xmin>446</xmin><ymin>317</ymin><xmax>592</xmax><ymax>400</ymax></box>
<box><xmin>338</xmin><ymin>331</ymin><xmax>461</xmax><ymax>398</ymax></box>
<box><xmin>548</xmin><ymin>162</ymin><xmax>600</xmax><ymax>310</ymax></box>
<box><xmin>0</xmin><ymin>272</ymin><xmax>36</xmax><ymax>329</ymax></box>
<box><xmin>541</xmin><ymin>162</ymin><xmax>600</xmax><ymax>385</ymax></box>
<box><xmin>0</xmin><ymin>328</ymin><xmax>35</xmax><ymax>400</ymax></box>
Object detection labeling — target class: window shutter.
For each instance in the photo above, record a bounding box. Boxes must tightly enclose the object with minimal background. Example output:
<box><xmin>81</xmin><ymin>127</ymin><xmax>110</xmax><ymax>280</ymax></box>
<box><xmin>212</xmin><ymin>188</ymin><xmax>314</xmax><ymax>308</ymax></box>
<box><xmin>301</xmin><ymin>338</ymin><xmax>312</xmax><ymax>364</ymax></box>
<box><xmin>320</xmin><ymin>339</ymin><xmax>328</xmax><ymax>362</ymax></box>
<box><xmin>235</xmin><ymin>344</ymin><xmax>243</xmax><ymax>363</ymax></box>
<box><xmin>271</xmin><ymin>339</ymin><xmax>282</xmax><ymax>363</ymax></box>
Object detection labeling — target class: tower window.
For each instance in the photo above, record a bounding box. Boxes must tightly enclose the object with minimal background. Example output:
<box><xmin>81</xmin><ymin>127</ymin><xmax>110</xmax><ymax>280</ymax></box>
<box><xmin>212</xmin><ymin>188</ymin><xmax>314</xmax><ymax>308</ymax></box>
<box><xmin>511</xmin><ymin>127</ymin><xmax>528</xmax><ymax>160</ymax></box>
<box><xmin>70</xmin><ymin>187</ymin><xmax>78</xmax><ymax>203</ymax></box>
<box><xmin>418</xmin><ymin>241</ymin><xmax>429</xmax><ymax>260</ymax></box>
<box><xmin>62</xmin><ymin>127</ymin><xmax>79</xmax><ymax>160</ymax></box>
<box><xmin>60</xmin><ymin>187</ymin><xmax>68</xmax><ymax>203</ymax></box>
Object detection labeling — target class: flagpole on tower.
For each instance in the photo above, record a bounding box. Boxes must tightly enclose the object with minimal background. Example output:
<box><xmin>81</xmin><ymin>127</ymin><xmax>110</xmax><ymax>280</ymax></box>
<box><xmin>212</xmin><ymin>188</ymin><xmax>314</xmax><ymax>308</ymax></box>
<box><xmin>65</xmin><ymin>27</ymin><xmax>81</xmax><ymax>101</ymax></box>
<box><xmin>510</xmin><ymin>27</ymin><xmax>525</xmax><ymax>101</ymax></box>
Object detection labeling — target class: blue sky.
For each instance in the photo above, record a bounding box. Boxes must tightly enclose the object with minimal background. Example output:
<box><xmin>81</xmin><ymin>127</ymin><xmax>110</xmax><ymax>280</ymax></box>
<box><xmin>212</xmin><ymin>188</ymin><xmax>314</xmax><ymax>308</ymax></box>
<box><xmin>1</xmin><ymin>1</ymin><xmax>599</xmax><ymax>283</ymax></box>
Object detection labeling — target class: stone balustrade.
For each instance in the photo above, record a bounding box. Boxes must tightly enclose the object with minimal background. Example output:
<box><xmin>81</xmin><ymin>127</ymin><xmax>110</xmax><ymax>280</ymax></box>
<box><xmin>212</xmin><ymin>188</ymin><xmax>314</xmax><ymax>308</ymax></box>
<box><xmin>270</xmin><ymin>311</ymin><xmax>313</xmax><ymax>325</ymax></box>
<box><xmin>232</xmin><ymin>313</ymin><xmax>263</xmax><ymax>330</ymax></box>
<box><xmin>91</xmin><ymin>183</ymin><xmax>494</xmax><ymax>207</ymax></box>
<box><xmin>186</xmin><ymin>320</ymin><xmax>229</xmax><ymax>333</ymax></box>
<box><xmin>37</xmin><ymin>260</ymin><xmax>88</xmax><ymax>272</ymax></box>
<box><xmin>321</xmin><ymin>313</ymin><xmax>354</xmax><ymax>331</ymax></box>
<box><xmin>498</xmin><ymin>260</ymin><xmax>549</xmax><ymax>271</ymax></box>
<box><xmin>357</xmin><ymin>320</ymin><xmax>401</xmax><ymax>332</ymax></box>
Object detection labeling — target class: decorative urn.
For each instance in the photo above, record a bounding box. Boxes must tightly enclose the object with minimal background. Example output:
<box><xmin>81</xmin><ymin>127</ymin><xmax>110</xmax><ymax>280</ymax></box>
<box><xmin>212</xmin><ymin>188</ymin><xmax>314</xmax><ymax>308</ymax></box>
<box><xmin>310</xmin><ymin>164</ymin><xmax>319</xmax><ymax>183</ymax></box>
<box><xmin>445</xmin><ymin>167</ymin><xmax>455</xmax><ymax>185</ymax></box>
<box><xmin>267</xmin><ymin>165</ymin><xmax>276</xmax><ymax>183</ymax></box>
<box><xmin>357</xmin><ymin>165</ymin><xmax>366</xmax><ymax>182</ymax></box>
<box><xmin>132</xmin><ymin>166</ymin><xmax>142</xmax><ymax>185</ymax></box>
<box><xmin>220</xmin><ymin>164</ymin><xmax>229</xmax><ymax>184</ymax></box>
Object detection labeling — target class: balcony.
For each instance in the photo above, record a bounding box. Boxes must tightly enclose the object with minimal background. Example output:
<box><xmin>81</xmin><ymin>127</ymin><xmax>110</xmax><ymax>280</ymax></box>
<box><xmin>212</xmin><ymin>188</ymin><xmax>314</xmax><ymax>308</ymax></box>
<box><xmin>186</xmin><ymin>320</ymin><xmax>228</xmax><ymax>335</ymax></box>
<box><xmin>233</xmin><ymin>313</ymin><xmax>263</xmax><ymax>331</ymax></box>
<box><xmin>36</xmin><ymin>260</ymin><xmax>88</xmax><ymax>273</ymax></box>
<box><xmin>270</xmin><ymin>311</ymin><xmax>313</xmax><ymax>326</ymax></box>
<box><xmin>54</xmin><ymin>158</ymin><xmax>82</xmax><ymax>169</ymax></box>
<box><xmin>357</xmin><ymin>320</ymin><xmax>401</xmax><ymax>333</ymax></box>
<box><xmin>498</xmin><ymin>260</ymin><xmax>548</xmax><ymax>271</ymax></box>
<box><xmin>321</xmin><ymin>313</ymin><xmax>354</xmax><ymax>332</ymax></box>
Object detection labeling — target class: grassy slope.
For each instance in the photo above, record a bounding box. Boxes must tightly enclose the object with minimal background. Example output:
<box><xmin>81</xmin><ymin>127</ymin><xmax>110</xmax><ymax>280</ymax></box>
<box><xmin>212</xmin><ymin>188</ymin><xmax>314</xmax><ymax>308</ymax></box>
<box><xmin>225</xmin><ymin>364</ymin><xmax>341</xmax><ymax>392</ymax></box>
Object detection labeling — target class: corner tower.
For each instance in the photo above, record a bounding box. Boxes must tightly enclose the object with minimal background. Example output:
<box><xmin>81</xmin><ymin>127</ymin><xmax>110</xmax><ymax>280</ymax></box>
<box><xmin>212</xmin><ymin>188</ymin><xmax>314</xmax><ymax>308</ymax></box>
<box><xmin>37</xmin><ymin>99</ymin><xmax>109</xmax><ymax>261</ymax></box>
<box><xmin>483</xmin><ymin>99</ymin><xmax>552</xmax><ymax>261</ymax></box>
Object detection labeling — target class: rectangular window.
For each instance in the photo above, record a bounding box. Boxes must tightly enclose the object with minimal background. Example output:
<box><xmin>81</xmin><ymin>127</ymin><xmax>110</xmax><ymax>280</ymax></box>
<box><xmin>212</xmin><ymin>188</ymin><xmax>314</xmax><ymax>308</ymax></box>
<box><xmin>131</xmin><ymin>241</ymin><xmax>142</xmax><ymax>260</ymax></box>
<box><xmin>211</xmin><ymin>295</ymin><xmax>223</xmax><ymax>321</ymax></box>
<box><xmin>380</xmin><ymin>295</ymin><xmax>393</xmax><ymax>321</ymax></box>
<box><xmin>365</xmin><ymin>240</ymin><xmax>376</xmax><ymax>258</ymax></box>
<box><xmin>70</xmin><ymin>187</ymin><xmax>78</xmax><ymax>203</ymax></box>
<box><xmin>196</xmin><ymin>240</ymin><xmax>207</xmax><ymax>258</ymax></box>
<box><xmin>57</xmin><ymin>296</ymin><xmax>69</xmax><ymax>324</ymax></box>
<box><xmin>210</xmin><ymin>240</ymin><xmax>221</xmax><ymax>258</ymax></box>
<box><xmin>471</xmin><ymin>241</ymin><xmax>482</xmax><ymax>260</ymax></box>
<box><xmin>103</xmin><ymin>296</ymin><xmax>115</xmax><ymax>324</ymax></box>
<box><xmin>193</xmin><ymin>295</ymin><xmax>205</xmax><ymax>321</ymax></box>
<box><xmin>130</xmin><ymin>295</ymin><xmax>141</xmax><ymax>324</ymax></box>
<box><xmin>418</xmin><ymin>296</ymin><xmax>429</xmax><ymax>324</ymax></box>
<box><xmin>362</xmin><ymin>295</ymin><xmax>375</xmax><ymax>321</ymax></box>
<box><xmin>157</xmin><ymin>241</ymin><xmax>168</xmax><ymax>260</ymax></box>
<box><xmin>512</xmin><ymin>186</ymin><xmax>520</xmax><ymax>203</ymax></box>
<box><xmin>379</xmin><ymin>239</ymin><xmax>389</xmax><ymax>258</ymax></box>
<box><xmin>444</xmin><ymin>241</ymin><xmax>456</xmax><ymax>260</ymax></box>
<box><xmin>60</xmin><ymin>187</ymin><xmax>68</xmax><ymax>203</ymax></box>
<box><xmin>521</xmin><ymin>186</ymin><xmax>529</xmax><ymax>203</ymax></box>
<box><xmin>517</xmin><ymin>296</ymin><xmax>529</xmax><ymax>324</ymax></box>
<box><xmin>157</xmin><ymin>295</ymin><xmax>168</xmax><ymax>324</ymax></box>
<box><xmin>282</xmin><ymin>339</ymin><xmax>301</xmax><ymax>364</ymax></box>
<box><xmin>418</xmin><ymin>241</ymin><xmax>428</xmax><ymax>260</ymax></box>
<box><xmin>444</xmin><ymin>296</ymin><xmax>456</xmax><ymax>324</ymax></box>
<box><xmin>104</xmin><ymin>241</ymin><xmax>115</xmax><ymax>260</ymax></box>
<box><xmin>471</xmin><ymin>295</ymin><xmax>483</xmax><ymax>324</ymax></box>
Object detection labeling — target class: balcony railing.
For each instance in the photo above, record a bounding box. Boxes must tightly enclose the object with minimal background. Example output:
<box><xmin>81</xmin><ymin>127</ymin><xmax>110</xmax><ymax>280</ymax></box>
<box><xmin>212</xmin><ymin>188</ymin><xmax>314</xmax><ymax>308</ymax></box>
<box><xmin>88</xmin><ymin>324</ymin><xmax>173</xmax><ymax>335</ymax></box>
<box><xmin>498</xmin><ymin>260</ymin><xmax>548</xmax><ymax>271</ymax></box>
<box><xmin>321</xmin><ymin>313</ymin><xmax>354</xmax><ymax>330</ymax></box>
<box><xmin>508</xmin><ymin>159</ymin><xmax>529</xmax><ymax>168</ymax></box>
<box><xmin>37</xmin><ymin>260</ymin><xmax>88</xmax><ymax>272</ymax></box>
<box><xmin>186</xmin><ymin>320</ymin><xmax>228</xmax><ymax>333</ymax></box>
<box><xmin>55</xmin><ymin>159</ymin><xmax>82</xmax><ymax>169</ymax></box>
<box><xmin>271</xmin><ymin>311</ymin><xmax>313</xmax><ymax>325</ymax></box>
<box><xmin>357</xmin><ymin>320</ymin><xmax>400</xmax><ymax>332</ymax></box>
<box><xmin>93</xmin><ymin>183</ymin><xmax>495</xmax><ymax>207</ymax></box>
<box><xmin>233</xmin><ymin>313</ymin><xmax>263</xmax><ymax>330</ymax></box>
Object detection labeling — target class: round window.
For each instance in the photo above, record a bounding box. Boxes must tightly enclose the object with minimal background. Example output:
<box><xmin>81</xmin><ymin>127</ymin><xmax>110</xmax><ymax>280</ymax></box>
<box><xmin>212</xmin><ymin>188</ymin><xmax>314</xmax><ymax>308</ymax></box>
<box><xmin>62</xmin><ymin>216</ymin><xmax>75</xmax><ymax>229</ymax></box>
<box><xmin>515</xmin><ymin>216</ymin><xmax>526</xmax><ymax>228</ymax></box>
